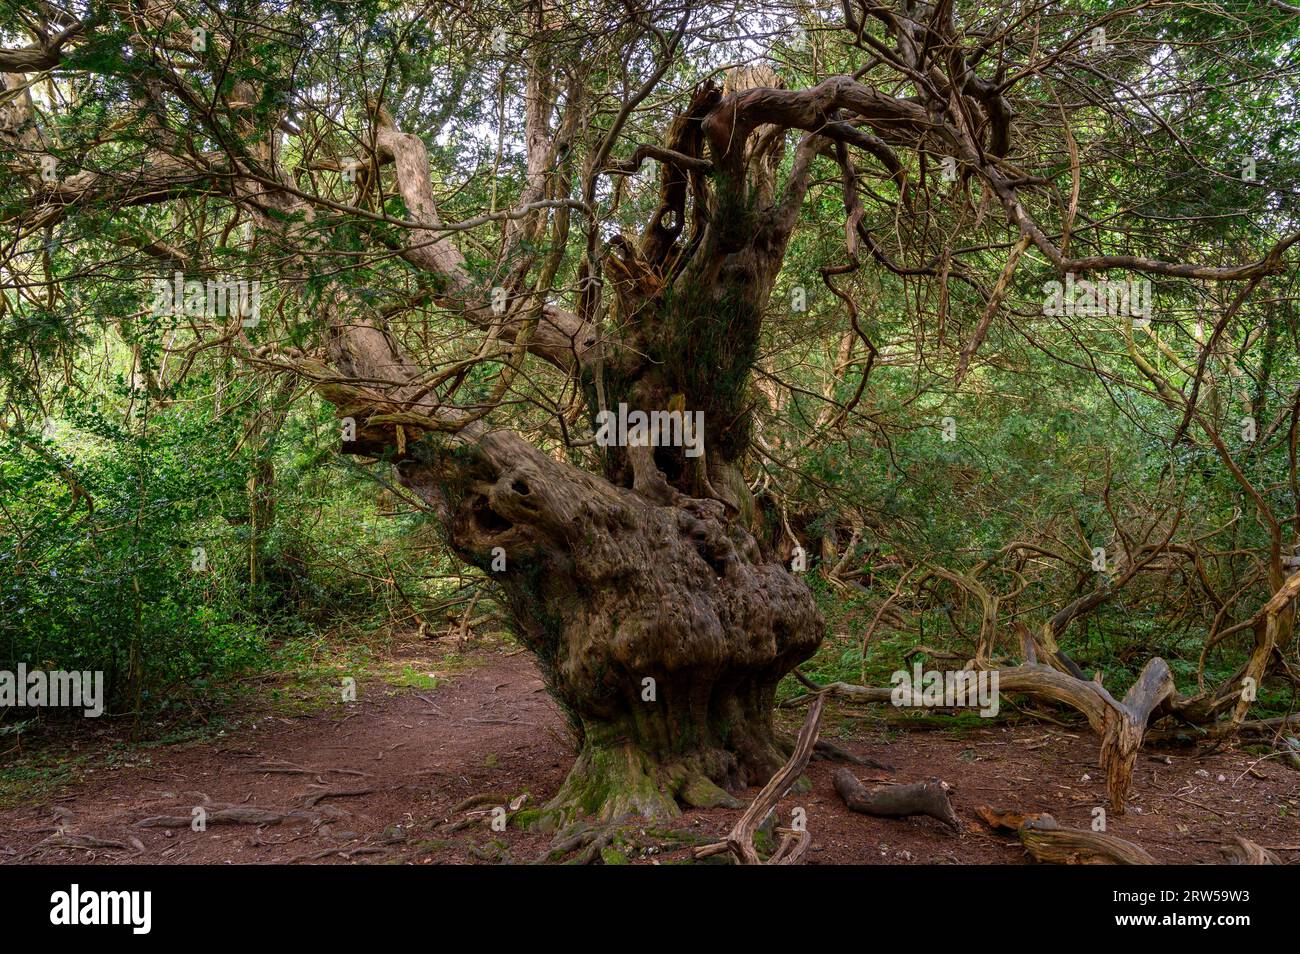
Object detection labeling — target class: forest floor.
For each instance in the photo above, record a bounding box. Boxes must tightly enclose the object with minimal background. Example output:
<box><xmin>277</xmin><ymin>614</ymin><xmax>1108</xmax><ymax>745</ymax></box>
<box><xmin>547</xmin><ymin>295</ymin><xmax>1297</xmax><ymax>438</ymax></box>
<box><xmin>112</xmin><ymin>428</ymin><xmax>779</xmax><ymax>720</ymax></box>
<box><xmin>2</xmin><ymin>632</ymin><xmax>1297</xmax><ymax>865</ymax></box>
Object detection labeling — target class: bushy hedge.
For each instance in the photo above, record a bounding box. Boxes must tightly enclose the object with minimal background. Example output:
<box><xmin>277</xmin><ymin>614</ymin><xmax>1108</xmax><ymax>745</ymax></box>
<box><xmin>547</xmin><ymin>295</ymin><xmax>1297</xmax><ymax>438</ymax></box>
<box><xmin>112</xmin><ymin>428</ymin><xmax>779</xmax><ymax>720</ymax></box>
<box><xmin>1</xmin><ymin>379</ymin><xmax>440</xmax><ymax>717</ymax></box>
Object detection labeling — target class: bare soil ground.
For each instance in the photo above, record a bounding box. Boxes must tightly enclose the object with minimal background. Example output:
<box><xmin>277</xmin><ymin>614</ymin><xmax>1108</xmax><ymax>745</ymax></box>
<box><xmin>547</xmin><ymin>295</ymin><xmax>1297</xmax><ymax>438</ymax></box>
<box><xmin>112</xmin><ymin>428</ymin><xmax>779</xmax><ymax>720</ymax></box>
<box><xmin>2</xmin><ymin>636</ymin><xmax>1297</xmax><ymax>865</ymax></box>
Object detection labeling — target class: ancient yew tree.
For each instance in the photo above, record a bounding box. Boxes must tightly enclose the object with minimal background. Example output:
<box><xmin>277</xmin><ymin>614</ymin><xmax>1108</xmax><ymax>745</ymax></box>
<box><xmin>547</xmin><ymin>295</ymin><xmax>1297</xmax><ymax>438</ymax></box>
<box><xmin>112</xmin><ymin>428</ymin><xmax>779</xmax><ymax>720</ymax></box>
<box><xmin>3</xmin><ymin>0</ymin><xmax>1298</xmax><ymax>826</ymax></box>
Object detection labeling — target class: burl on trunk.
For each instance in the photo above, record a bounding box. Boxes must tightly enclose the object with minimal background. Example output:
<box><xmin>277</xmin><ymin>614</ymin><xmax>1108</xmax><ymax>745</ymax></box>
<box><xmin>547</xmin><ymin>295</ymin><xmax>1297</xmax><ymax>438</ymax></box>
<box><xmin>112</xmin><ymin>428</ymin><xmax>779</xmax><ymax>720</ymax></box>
<box><xmin>399</xmin><ymin>431</ymin><xmax>822</xmax><ymax>825</ymax></box>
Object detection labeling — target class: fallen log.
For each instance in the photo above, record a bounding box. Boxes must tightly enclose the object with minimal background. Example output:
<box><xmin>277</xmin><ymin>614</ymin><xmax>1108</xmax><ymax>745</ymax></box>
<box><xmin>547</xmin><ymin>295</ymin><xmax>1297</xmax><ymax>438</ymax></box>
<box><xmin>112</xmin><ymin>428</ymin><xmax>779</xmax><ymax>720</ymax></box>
<box><xmin>977</xmin><ymin>805</ymin><xmax>1277</xmax><ymax>866</ymax></box>
<box><xmin>1018</xmin><ymin>815</ymin><xmax>1158</xmax><ymax>865</ymax></box>
<box><xmin>832</xmin><ymin>768</ymin><xmax>960</xmax><ymax>832</ymax></box>
<box><xmin>977</xmin><ymin>805</ymin><xmax>1157</xmax><ymax>863</ymax></box>
<box><xmin>1219</xmin><ymin>835</ymin><xmax>1280</xmax><ymax>865</ymax></box>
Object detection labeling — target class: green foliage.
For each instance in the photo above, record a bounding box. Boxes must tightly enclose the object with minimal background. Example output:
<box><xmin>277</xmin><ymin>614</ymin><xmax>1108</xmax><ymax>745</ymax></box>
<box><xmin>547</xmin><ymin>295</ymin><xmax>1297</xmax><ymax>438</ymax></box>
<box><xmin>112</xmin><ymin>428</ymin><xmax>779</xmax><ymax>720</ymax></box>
<box><xmin>1</xmin><ymin>384</ymin><xmax>264</xmax><ymax>714</ymax></box>
<box><xmin>0</xmin><ymin>372</ymin><xmax>455</xmax><ymax>719</ymax></box>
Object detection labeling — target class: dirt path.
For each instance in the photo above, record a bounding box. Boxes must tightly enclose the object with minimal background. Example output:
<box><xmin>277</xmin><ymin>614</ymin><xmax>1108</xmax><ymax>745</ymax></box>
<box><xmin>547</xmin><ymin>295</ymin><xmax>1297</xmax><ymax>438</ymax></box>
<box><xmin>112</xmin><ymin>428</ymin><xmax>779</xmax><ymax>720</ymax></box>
<box><xmin>3</xmin><ymin>643</ymin><xmax>1297</xmax><ymax>865</ymax></box>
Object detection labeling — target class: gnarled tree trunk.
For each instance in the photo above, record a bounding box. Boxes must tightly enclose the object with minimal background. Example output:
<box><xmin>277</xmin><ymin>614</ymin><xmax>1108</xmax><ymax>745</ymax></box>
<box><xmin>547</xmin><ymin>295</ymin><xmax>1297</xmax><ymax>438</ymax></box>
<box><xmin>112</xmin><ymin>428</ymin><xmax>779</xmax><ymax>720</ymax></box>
<box><xmin>397</xmin><ymin>429</ymin><xmax>821</xmax><ymax>824</ymax></box>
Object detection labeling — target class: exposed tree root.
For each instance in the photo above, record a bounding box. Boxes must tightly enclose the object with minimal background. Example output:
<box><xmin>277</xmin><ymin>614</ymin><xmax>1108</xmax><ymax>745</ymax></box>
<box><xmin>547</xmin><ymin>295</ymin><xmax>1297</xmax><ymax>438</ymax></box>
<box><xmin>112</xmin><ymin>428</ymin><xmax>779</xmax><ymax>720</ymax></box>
<box><xmin>469</xmin><ymin>842</ymin><xmax>514</xmax><ymax>864</ymax></box>
<box><xmin>833</xmin><ymin>768</ymin><xmax>960</xmax><ymax>832</ymax></box>
<box><xmin>445</xmin><ymin>815</ymin><xmax>488</xmax><ymax>833</ymax></box>
<box><xmin>285</xmin><ymin>843</ymin><xmax>397</xmax><ymax>864</ymax></box>
<box><xmin>531</xmin><ymin>816</ymin><xmax>715</xmax><ymax>864</ymax></box>
<box><xmin>135</xmin><ymin>802</ymin><xmax>320</xmax><ymax>828</ymax></box>
<box><xmin>795</xmin><ymin>541</ymin><xmax>1300</xmax><ymax>817</ymax></box>
<box><xmin>299</xmin><ymin>785</ymin><xmax>384</xmax><ymax>808</ymax></box>
<box><xmin>1283</xmin><ymin>736</ymin><xmax>1300</xmax><ymax>771</ymax></box>
<box><xmin>16</xmin><ymin>809</ymin><xmax>148</xmax><ymax>861</ymax></box>
<box><xmin>536</xmin><ymin>814</ymin><xmax>636</xmax><ymax>864</ymax></box>
<box><xmin>24</xmin><ymin>830</ymin><xmax>145</xmax><ymax>860</ymax></box>
<box><xmin>440</xmin><ymin>792</ymin><xmax>531</xmax><ymax>833</ymax></box>
<box><xmin>239</xmin><ymin>759</ymin><xmax>374</xmax><ymax>779</ymax></box>
<box><xmin>448</xmin><ymin>793</ymin><xmax>507</xmax><ymax>815</ymax></box>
